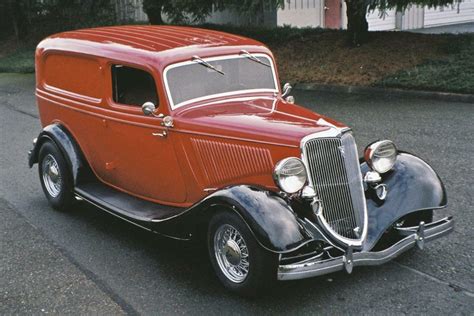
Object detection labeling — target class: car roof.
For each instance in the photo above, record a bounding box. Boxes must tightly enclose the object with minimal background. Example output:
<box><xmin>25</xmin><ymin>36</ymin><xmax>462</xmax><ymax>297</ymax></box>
<box><xmin>38</xmin><ymin>25</ymin><xmax>272</xmax><ymax>71</ymax></box>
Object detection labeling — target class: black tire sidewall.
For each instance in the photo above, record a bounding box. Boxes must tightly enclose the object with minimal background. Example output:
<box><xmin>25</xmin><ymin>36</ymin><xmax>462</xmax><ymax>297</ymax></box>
<box><xmin>207</xmin><ymin>209</ymin><xmax>277</xmax><ymax>296</ymax></box>
<box><xmin>38</xmin><ymin>140</ymin><xmax>74</xmax><ymax>211</ymax></box>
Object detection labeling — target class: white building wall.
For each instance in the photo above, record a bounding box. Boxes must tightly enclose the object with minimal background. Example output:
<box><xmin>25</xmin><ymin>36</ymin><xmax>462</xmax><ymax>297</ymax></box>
<box><xmin>277</xmin><ymin>0</ymin><xmax>324</xmax><ymax>27</ymax></box>
<box><xmin>424</xmin><ymin>0</ymin><xmax>474</xmax><ymax>26</ymax></box>
<box><xmin>125</xmin><ymin>0</ymin><xmax>473</xmax><ymax>31</ymax></box>
<box><xmin>366</xmin><ymin>9</ymin><xmax>397</xmax><ymax>30</ymax></box>
<box><xmin>205</xmin><ymin>6</ymin><xmax>277</xmax><ymax>27</ymax></box>
<box><xmin>402</xmin><ymin>6</ymin><xmax>424</xmax><ymax>30</ymax></box>
<box><xmin>341</xmin><ymin>1</ymin><xmax>348</xmax><ymax>28</ymax></box>
<box><xmin>205</xmin><ymin>9</ymin><xmax>248</xmax><ymax>25</ymax></box>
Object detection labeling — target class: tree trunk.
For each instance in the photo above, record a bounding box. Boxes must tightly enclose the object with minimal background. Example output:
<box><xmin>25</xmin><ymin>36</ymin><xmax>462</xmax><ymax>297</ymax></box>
<box><xmin>256</xmin><ymin>0</ymin><xmax>265</xmax><ymax>26</ymax></box>
<box><xmin>147</xmin><ymin>9</ymin><xmax>164</xmax><ymax>24</ymax></box>
<box><xmin>6</xmin><ymin>0</ymin><xmax>25</xmax><ymax>43</ymax></box>
<box><xmin>143</xmin><ymin>0</ymin><xmax>165</xmax><ymax>25</ymax></box>
<box><xmin>345</xmin><ymin>0</ymin><xmax>369</xmax><ymax>46</ymax></box>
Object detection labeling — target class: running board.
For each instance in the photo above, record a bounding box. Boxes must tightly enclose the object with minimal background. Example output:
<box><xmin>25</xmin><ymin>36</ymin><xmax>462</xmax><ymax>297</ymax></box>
<box><xmin>75</xmin><ymin>180</ymin><xmax>185</xmax><ymax>223</ymax></box>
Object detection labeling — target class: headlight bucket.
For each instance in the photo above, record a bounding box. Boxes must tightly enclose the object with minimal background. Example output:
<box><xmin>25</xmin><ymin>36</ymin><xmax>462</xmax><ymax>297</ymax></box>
<box><xmin>273</xmin><ymin>157</ymin><xmax>307</xmax><ymax>194</ymax></box>
<box><xmin>364</xmin><ymin>140</ymin><xmax>398</xmax><ymax>174</ymax></box>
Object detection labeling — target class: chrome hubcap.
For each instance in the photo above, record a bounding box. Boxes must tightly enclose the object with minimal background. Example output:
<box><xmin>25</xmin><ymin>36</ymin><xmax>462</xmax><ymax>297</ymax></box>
<box><xmin>41</xmin><ymin>154</ymin><xmax>62</xmax><ymax>198</ymax></box>
<box><xmin>214</xmin><ymin>224</ymin><xmax>249</xmax><ymax>283</ymax></box>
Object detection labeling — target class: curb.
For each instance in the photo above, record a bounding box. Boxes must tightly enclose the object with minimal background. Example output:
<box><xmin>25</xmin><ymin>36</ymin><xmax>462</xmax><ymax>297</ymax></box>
<box><xmin>294</xmin><ymin>83</ymin><xmax>474</xmax><ymax>104</ymax></box>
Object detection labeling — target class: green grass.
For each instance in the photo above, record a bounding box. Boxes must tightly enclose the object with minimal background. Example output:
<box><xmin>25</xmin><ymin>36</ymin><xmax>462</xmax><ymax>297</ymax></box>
<box><xmin>0</xmin><ymin>48</ymin><xmax>35</xmax><ymax>73</ymax></box>
<box><xmin>377</xmin><ymin>35</ymin><xmax>474</xmax><ymax>94</ymax></box>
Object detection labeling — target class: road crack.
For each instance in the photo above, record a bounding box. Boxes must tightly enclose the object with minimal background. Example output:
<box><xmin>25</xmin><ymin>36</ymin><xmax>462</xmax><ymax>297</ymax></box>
<box><xmin>2</xmin><ymin>99</ymin><xmax>39</xmax><ymax>119</ymax></box>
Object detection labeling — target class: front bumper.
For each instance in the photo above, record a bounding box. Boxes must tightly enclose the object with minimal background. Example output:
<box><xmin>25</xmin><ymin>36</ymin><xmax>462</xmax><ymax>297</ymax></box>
<box><xmin>278</xmin><ymin>216</ymin><xmax>453</xmax><ymax>281</ymax></box>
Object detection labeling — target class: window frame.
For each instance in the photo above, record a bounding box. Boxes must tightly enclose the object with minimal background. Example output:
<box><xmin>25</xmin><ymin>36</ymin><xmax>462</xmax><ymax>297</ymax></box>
<box><xmin>108</xmin><ymin>63</ymin><xmax>160</xmax><ymax>114</ymax></box>
<box><xmin>163</xmin><ymin>53</ymin><xmax>280</xmax><ymax>111</ymax></box>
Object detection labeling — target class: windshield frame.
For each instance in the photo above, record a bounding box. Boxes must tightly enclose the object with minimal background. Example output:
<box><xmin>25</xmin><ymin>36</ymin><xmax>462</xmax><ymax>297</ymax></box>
<box><xmin>163</xmin><ymin>53</ymin><xmax>279</xmax><ymax>110</ymax></box>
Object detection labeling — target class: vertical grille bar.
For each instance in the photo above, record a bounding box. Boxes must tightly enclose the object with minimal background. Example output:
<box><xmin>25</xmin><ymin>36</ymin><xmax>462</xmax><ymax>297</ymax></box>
<box><xmin>303</xmin><ymin>133</ymin><xmax>366</xmax><ymax>240</ymax></box>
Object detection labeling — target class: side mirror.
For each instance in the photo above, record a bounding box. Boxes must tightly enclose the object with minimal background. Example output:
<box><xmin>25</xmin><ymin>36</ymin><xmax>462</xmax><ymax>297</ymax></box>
<box><xmin>282</xmin><ymin>83</ymin><xmax>292</xmax><ymax>98</ymax></box>
<box><xmin>286</xmin><ymin>95</ymin><xmax>295</xmax><ymax>104</ymax></box>
<box><xmin>282</xmin><ymin>83</ymin><xmax>295</xmax><ymax>103</ymax></box>
<box><xmin>142</xmin><ymin>102</ymin><xmax>157</xmax><ymax>116</ymax></box>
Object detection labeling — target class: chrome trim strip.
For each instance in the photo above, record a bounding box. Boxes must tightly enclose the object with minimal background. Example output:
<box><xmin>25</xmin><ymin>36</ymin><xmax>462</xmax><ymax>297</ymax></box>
<box><xmin>163</xmin><ymin>53</ymin><xmax>280</xmax><ymax>110</ymax></box>
<box><xmin>300</xmin><ymin>127</ymin><xmax>368</xmax><ymax>247</ymax></box>
<box><xmin>277</xmin><ymin>216</ymin><xmax>454</xmax><ymax>281</ymax></box>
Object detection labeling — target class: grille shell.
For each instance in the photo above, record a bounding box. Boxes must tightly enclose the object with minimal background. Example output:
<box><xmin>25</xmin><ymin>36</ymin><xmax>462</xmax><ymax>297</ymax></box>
<box><xmin>302</xmin><ymin>131</ymin><xmax>367</xmax><ymax>244</ymax></box>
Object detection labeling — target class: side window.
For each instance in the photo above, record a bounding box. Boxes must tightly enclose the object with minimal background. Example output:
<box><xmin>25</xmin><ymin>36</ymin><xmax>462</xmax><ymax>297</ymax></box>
<box><xmin>112</xmin><ymin>65</ymin><xmax>158</xmax><ymax>107</ymax></box>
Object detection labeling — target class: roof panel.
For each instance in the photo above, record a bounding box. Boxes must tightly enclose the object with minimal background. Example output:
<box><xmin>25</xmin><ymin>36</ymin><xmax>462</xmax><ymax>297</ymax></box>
<box><xmin>41</xmin><ymin>25</ymin><xmax>271</xmax><ymax>71</ymax></box>
<box><xmin>54</xmin><ymin>25</ymin><xmax>257</xmax><ymax>53</ymax></box>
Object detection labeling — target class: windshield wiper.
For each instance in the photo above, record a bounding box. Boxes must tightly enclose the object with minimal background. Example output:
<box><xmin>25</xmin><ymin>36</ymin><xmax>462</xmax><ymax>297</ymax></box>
<box><xmin>240</xmin><ymin>50</ymin><xmax>271</xmax><ymax>67</ymax></box>
<box><xmin>191</xmin><ymin>55</ymin><xmax>225</xmax><ymax>75</ymax></box>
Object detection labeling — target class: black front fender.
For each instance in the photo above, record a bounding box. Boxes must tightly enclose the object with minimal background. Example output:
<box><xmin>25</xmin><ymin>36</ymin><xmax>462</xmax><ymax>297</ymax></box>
<box><xmin>201</xmin><ymin>186</ymin><xmax>313</xmax><ymax>252</ymax></box>
<box><xmin>152</xmin><ymin>185</ymin><xmax>314</xmax><ymax>253</ymax></box>
<box><xmin>363</xmin><ymin>152</ymin><xmax>448</xmax><ymax>250</ymax></box>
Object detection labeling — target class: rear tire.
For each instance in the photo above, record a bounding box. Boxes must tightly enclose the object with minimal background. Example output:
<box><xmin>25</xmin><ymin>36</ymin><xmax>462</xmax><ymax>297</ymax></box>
<box><xmin>207</xmin><ymin>210</ymin><xmax>278</xmax><ymax>297</ymax></box>
<box><xmin>38</xmin><ymin>140</ymin><xmax>74</xmax><ymax>211</ymax></box>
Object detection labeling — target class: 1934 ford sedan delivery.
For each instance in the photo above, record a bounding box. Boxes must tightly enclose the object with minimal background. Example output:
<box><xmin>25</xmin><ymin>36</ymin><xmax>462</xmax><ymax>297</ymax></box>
<box><xmin>28</xmin><ymin>26</ymin><xmax>453</xmax><ymax>296</ymax></box>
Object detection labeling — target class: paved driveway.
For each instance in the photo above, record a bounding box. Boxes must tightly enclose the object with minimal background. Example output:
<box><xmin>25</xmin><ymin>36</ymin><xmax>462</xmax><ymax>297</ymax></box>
<box><xmin>0</xmin><ymin>74</ymin><xmax>473</xmax><ymax>314</ymax></box>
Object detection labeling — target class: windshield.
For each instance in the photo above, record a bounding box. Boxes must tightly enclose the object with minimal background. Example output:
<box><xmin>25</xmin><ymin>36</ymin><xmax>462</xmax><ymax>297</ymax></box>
<box><xmin>165</xmin><ymin>54</ymin><xmax>278</xmax><ymax>109</ymax></box>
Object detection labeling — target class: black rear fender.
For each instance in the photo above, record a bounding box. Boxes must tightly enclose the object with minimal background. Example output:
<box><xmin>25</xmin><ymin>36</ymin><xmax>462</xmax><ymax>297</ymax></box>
<box><xmin>28</xmin><ymin>124</ymin><xmax>89</xmax><ymax>185</ymax></box>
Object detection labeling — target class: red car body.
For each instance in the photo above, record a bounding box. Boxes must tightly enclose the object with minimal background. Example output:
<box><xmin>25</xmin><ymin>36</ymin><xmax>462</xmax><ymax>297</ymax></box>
<box><xmin>29</xmin><ymin>26</ymin><xmax>453</xmax><ymax>295</ymax></box>
<box><xmin>35</xmin><ymin>25</ymin><xmax>344</xmax><ymax>206</ymax></box>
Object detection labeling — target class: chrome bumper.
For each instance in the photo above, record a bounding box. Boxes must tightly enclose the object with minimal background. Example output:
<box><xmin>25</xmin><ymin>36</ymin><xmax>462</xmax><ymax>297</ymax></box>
<box><xmin>277</xmin><ymin>216</ymin><xmax>454</xmax><ymax>281</ymax></box>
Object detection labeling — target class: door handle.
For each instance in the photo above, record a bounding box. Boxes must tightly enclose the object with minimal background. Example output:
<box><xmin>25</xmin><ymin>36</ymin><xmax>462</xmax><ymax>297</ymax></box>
<box><xmin>152</xmin><ymin>131</ymin><xmax>167</xmax><ymax>138</ymax></box>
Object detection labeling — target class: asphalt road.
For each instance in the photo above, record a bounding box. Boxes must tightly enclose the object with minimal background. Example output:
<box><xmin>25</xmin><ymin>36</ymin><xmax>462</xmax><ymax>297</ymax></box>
<box><xmin>0</xmin><ymin>73</ymin><xmax>473</xmax><ymax>315</ymax></box>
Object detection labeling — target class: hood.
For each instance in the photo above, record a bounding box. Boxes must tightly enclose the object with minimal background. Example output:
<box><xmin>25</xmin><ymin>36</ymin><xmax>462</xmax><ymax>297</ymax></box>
<box><xmin>174</xmin><ymin>96</ymin><xmax>348</xmax><ymax>147</ymax></box>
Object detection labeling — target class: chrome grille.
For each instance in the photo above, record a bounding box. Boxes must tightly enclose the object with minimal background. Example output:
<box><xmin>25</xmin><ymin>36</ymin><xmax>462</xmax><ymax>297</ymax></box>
<box><xmin>303</xmin><ymin>133</ymin><xmax>366</xmax><ymax>241</ymax></box>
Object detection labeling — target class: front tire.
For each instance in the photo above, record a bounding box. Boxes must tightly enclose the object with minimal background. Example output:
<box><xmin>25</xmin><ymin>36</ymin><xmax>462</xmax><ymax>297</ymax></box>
<box><xmin>38</xmin><ymin>140</ymin><xmax>74</xmax><ymax>211</ymax></box>
<box><xmin>207</xmin><ymin>210</ymin><xmax>278</xmax><ymax>296</ymax></box>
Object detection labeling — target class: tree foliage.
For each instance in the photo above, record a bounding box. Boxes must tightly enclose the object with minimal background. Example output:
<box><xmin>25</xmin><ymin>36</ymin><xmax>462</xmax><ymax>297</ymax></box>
<box><xmin>142</xmin><ymin>0</ymin><xmax>226</xmax><ymax>24</ymax></box>
<box><xmin>142</xmin><ymin>0</ymin><xmax>286</xmax><ymax>25</ymax></box>
<box><xmin>2</xmin><ymin>0</ymin><xmax>460</xmax><ymax>46</ymax></box>
<box><xmin>349</xmin><ymin>0</ymin><xmax>457</xmax><ymax>45</ymax></box>
<box><xmin>1</xmin><ymin>0</ymin><xmax>119</xmax><ymax>41</ymax></box>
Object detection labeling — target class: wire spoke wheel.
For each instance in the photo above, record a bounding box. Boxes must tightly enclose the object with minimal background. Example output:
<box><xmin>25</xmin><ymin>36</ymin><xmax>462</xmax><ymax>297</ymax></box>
<box><xmin>214</xmin><ymin>224</ymin><xmax>250</xmax><ymax>283</ymax></box>
<box><xmin>41</xmin><ymin>154</ymin><xmax>63</xmax><ymax>198</ymax></box>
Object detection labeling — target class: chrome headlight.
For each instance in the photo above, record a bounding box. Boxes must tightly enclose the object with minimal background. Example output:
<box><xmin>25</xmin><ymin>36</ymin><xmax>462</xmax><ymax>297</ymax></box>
<box><xmin>364</xmin><ymin>140</ymin><xmax>397</xmax><ymax>174</ymax></box>
<box><xmin>273</xmin><ymin>157</ymin><xmax>307</xmax><ymax>194</ymax></box>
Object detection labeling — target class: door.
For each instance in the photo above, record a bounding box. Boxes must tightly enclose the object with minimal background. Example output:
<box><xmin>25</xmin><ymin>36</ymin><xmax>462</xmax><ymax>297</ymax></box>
<box><xmin>325</xmin><ymin>0</ymin><xmax>342</xmax><ymax>29</ymax></box>
<box><xmin>98</xmin><ymin>64</ymin><xmax>187</xmax><ymax>204</ymax></box>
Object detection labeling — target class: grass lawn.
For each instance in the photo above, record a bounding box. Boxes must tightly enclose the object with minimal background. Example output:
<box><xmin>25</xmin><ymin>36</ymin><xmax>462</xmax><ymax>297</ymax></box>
<box><xmin>0</xmin><ymin>47</ymin><xmax>35</xmax><ymax>73</ymax></box>
<box><xmin>377</xmin><ymin>35</ymin><xmax>474</xmax><ymax>94</ymax></box>
<box><xmin>1</xmin><ymin>25</ymin><xmax>473</xmax><ymax>94</ymax></box>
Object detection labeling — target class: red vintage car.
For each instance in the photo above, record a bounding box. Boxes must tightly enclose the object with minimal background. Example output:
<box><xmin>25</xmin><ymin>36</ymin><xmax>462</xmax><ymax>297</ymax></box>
<box><xmin>28</xmin><ymin>25</ymin><xmax>453</xmax><ymax>296</ymax></box>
